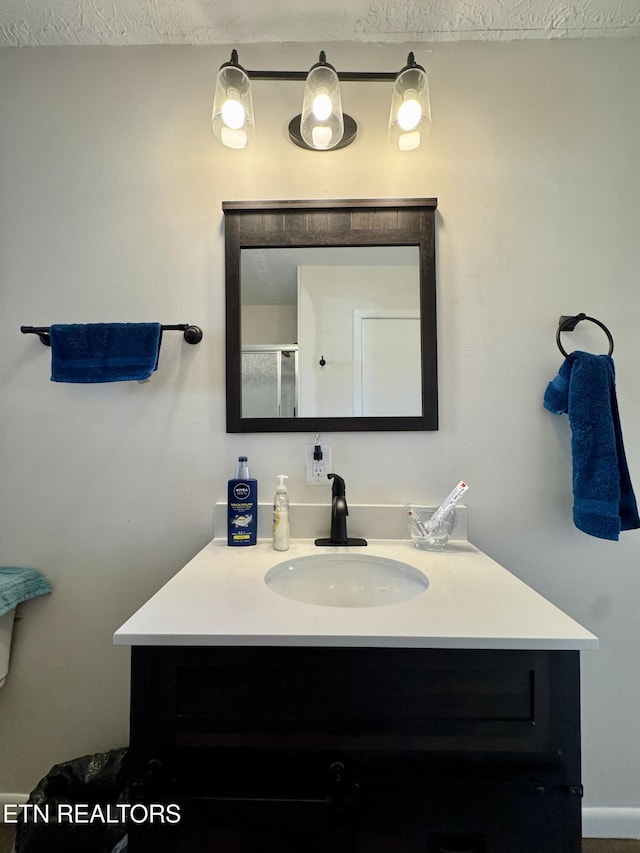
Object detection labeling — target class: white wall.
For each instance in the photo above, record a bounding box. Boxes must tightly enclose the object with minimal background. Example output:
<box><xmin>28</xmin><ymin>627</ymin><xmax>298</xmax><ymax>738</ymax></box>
<box><xmin>297</xmin><ymin>265</ymin><xmax>418</xmax><ymax>416</ymax></box>
<box><xmin>0</xmin><ymin>40</ymin><xmax>639</xmax><ymax>820</ymax></box>
<box><xmin>241</xmin><ymin>304</ymin><xmax>297</xmax><ymax>345</ymax></box>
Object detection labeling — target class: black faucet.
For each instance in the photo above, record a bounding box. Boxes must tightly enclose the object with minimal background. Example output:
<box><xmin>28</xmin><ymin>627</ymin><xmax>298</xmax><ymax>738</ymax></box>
<box><xmin>314</xmin><ymin>473</ymin><xmax>367</xmax><ymax>547</ymax></box>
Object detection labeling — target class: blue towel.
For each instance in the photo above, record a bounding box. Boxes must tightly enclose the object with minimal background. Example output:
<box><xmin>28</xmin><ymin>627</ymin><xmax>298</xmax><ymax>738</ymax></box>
<box><xmin>50</xmin><ymin>323</ymin><xmax>162</xmax><ymax>383</ymax></box>
<box><xmin>544</xmin><ymin>350</ymin><xmax>640</xmax><ymax>540</ymax></box>
<box><xmin>0</xmin><ymin>568</ymin><xmax>52</xmax><ymax>616</ymax></box>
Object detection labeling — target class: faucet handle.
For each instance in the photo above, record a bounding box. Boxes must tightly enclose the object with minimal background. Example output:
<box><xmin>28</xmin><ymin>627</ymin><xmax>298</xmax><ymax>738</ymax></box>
<box><xmin>327</xmin><ymin>473</ymin><xmax>346</xmax><ymax>496</ymax></box>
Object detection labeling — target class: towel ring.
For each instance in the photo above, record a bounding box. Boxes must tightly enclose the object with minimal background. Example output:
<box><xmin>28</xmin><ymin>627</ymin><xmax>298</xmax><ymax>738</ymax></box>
<box><xmin>556</xmin><ymin>313</ymin><xmax>614</xmax><ymax>358</ymax></box>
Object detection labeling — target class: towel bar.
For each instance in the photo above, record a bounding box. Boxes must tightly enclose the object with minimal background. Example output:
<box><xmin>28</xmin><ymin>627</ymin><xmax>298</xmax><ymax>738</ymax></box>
<box><xmin>556</xmin><ymin>313</ymin><xmax>614</xmax><ymax>358</ymax></box>
<box><xmin>20</xmin><ymin>324</ymin><xmax>203</xmax><ymax>346</ymax></box>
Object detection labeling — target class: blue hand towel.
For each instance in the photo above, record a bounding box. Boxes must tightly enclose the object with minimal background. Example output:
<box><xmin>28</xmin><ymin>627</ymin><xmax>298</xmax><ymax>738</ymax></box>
<box><xmin>544</xmin><ymin>350</ymin><xmax>640</xmax><ymax>540</ymax></box>
<box><xmin>0</xmin><ymin>568</ymin><xmax>52</xmax><ymax>616</ymax></box>
<box><xmin>50</xmin><ymin>323</ymin><xmax>162</xmax><ymax>383</ymax></box>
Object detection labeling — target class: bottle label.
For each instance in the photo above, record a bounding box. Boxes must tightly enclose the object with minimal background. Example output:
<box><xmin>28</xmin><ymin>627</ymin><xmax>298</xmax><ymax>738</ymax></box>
<box><xmin>233</xmin><ymin>483</ymin><xmax>251</xmax><ymax>500</ymax></box>
<box><xmin>228</xmin><ymin>479</ymin><xmax>257</xmax><ymax>546</ymax></box>
<box><xmin>229</xmin><ymin>509</ymin><xmax>254</xmax><ymax>543</ymax></box>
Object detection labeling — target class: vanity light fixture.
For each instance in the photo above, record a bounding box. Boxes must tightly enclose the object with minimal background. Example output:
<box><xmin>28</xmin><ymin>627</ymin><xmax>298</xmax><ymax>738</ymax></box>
<box><xmin>211</xmin><ymin>49</ymin><xmax>256</xmax><ymax>150</ymax></box>
<box><xmin>211</xmin><ymin>50</ymin><xmax>431</xmax><ymax>152</ymax></box>
<box><xmin>299</xmin><ymin>51</ymin><xmax>347</xmax><ymax>151</ymax></box>
<box><xmin>387</xmin><ymin>53</ymin><xmax>431</xmax><ymax>152</ymax></box>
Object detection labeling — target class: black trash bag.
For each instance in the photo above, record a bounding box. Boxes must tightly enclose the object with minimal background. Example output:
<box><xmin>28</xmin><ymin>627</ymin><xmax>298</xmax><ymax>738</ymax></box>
<box><xmin>15</xmin><ymin>747</ymin><xmax>128</xmax><ymax>853</ymax></box>
<box><xmin>110</xmin><ymin>835</ymin><xmax>128</xmax><ymax>853</ymax></box>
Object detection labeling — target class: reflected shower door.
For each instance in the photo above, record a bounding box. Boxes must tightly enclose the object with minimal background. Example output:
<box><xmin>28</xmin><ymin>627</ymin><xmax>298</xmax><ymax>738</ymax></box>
<box><xmin>241</xmin><ymin>348</ymin><xmax>297</xmax><ymax>418</ymax></box>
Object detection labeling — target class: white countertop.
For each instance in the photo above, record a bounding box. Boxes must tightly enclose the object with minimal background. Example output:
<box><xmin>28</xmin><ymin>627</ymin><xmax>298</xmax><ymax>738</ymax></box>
<box><xmin>113</xmin><ymin>538</ymin><xmax>598</xmax><ymax>650</ymax></box>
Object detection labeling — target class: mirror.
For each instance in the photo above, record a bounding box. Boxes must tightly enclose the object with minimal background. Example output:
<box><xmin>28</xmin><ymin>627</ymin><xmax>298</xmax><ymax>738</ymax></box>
<box><xmin>224</xmin><ymin>199</ymin><xmax>438</xmax><ymax>432</ymax></box>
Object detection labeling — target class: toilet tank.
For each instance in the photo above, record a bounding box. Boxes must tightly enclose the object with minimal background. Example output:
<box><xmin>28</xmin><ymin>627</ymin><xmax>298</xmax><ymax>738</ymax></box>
<box><xmin>0</xmin><ymin>609</ymin><xmax>16</xmax><ymax>688</ymax></box>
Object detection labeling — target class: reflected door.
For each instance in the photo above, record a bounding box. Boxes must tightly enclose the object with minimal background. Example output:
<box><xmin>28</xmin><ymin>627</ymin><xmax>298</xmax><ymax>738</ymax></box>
<box><xmin>355</xmin><ymin>314</ymin><xmax>421</xmax><ymax>417</ymax></box>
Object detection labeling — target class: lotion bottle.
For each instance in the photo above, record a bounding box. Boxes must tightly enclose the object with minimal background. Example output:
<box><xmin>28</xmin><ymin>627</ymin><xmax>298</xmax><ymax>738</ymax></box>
<box><xmin>227</xmin><ymin>456</ymin><xmax>258</xmax><ymax>546</ymax></box>
<box><xmin>272</xmin><ymin>474</ymin><xmax>290</xmax><ymax>551</ymax></box>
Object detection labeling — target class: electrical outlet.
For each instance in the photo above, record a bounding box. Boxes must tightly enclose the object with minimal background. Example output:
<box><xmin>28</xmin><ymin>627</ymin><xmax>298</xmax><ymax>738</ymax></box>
<box><xmin>305</xmin><ymin>444</ymin><xmax>332</xmax><ymax>485</ymax></box>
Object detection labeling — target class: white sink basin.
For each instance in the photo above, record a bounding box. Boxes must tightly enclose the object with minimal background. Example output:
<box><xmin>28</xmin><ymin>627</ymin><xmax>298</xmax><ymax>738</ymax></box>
<box><xmin>264</xmin><ymin>553</ymin><xmax>429</xmax><ymax>608</ymax></box>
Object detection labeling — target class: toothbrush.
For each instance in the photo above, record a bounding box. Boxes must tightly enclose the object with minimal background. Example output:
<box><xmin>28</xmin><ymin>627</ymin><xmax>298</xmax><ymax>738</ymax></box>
<box><xmin>407</xmin><ymin>508</ymin><xmax>429</xmax><ymax>538</ymax></box>
<box><xmin>424</xmin><ymin>481</ymin><xmax>469</xmax><ymax>533</ymax></box>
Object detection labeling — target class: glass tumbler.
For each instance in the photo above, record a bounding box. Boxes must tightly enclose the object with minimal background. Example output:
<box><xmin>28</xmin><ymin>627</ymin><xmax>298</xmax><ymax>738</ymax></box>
<box><xmin>404</xmin><ymin>505</ymin><xmax>457</xmax><ymax>551</ymax></box>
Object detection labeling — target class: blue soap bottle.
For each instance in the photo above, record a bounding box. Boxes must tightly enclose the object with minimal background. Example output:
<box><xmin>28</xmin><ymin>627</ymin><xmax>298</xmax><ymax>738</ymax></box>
<box><xmin>227</xmin><ymin>456</ymin><xmax>258</xmax><ymax>546</ymax></box>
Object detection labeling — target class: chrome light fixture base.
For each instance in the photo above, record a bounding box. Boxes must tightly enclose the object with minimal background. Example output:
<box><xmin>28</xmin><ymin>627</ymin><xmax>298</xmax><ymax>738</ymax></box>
<box><xmin>288</xmin><ymin>113</ymin><xmax>357</xmax><ymax>150</ymax></box>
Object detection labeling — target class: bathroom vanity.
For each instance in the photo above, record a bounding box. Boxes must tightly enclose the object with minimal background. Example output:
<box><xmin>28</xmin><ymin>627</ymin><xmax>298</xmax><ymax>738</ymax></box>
<box><xmin>114</xmin><ymin>536</ymin><xmax>597</xmax><ymax>853</ymax></box>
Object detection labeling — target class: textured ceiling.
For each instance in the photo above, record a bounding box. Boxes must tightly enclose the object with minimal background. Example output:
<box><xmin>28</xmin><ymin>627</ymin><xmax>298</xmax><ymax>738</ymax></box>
<box><xmin>1</xmin><ymin>0</ymin><xmax>639</xmax><ymax>47</ymax></box>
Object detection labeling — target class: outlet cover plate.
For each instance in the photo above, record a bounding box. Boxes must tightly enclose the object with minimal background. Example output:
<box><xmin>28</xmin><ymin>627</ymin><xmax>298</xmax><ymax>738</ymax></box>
<box><xmin>305</xmin><ymin>444</ymin><xmax>332</xmax><ymax>486</ymax></box>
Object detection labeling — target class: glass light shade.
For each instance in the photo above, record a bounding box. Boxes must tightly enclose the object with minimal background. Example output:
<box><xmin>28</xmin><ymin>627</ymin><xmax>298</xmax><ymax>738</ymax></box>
<box><xmin>388</xmin><ymin>64</ymin><xmax>431</xmax><ymax>151</ymax></box>
<box><xmin>300</xmin><ymin>63</ymin><xmax>344</xmax><ymax>150</ymax></box>
<box><xmin>212</xmin><ymin>64</ymin><xmax>255</xmax><ymax>150</ymax></box>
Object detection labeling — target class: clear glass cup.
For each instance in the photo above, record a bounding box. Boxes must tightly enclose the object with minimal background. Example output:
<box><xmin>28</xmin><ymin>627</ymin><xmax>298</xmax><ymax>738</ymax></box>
<box><xmin>404</xmin><ymin>505</ymin><xmax>457</xmax><ymax>551</ymax></box>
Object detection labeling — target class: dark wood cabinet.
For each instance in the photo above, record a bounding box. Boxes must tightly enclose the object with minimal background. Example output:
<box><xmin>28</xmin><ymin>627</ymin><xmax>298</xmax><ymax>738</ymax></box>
<box><xmin>127</xmin><ymin>646</ymin><xmax>583</xmax><ymax>851</ymax></box>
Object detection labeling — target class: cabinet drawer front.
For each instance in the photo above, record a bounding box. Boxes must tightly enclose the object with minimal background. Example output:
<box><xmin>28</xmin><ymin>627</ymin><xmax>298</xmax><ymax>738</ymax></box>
<box><xmin>131</xmin><ymin>647</ymin><xmax>578</xmax><ymax>776</ymax></box>
<box><xmin>164</xmin><ymin>647</ymin><xmax>566</xmax><ymax>758</ymax></box>
<box><xmin>176</xmin><ymin>647</ymin><xmax>542</xmax><ymax>723</ymax></box>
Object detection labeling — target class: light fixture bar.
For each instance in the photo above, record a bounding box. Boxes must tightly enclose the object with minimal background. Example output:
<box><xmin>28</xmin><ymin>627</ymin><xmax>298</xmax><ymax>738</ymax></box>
<box><xmin>240</xmin><ymin>51</ymin><xmax>419</xmax><ymax>82</ymax></box>
<box><xmin>244</xmin><ymin>70</ymin><xmax>398</xmax><ymax>82</ymax></box>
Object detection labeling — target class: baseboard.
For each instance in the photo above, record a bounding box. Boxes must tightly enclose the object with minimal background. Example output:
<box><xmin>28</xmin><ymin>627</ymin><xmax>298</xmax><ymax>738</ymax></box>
<box><xmin>0</xmin><ymin>793</ymin><xmax>28</xmax><ymax>822</ymax></box>
<box><xmin>583</xmin><ymin>807</ymin><xmax>640</xmax><ymax>839</ymax></box>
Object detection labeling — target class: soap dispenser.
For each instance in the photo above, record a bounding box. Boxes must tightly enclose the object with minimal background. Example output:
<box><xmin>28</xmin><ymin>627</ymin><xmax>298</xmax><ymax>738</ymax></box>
<box><xmin>272</xmin><ymin>474</ymin><xmax>290</xmax><ymax>551</ymax></box>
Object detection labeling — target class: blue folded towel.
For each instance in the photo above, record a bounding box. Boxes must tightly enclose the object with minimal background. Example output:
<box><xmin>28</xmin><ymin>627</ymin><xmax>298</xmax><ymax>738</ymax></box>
<box><xmin>0</xmin><ymin>568</ymin><xmax>52</xmax><ymax>616</ymax></box>
<box><xmin>50</xmin><ymin>323</ymin><xmax>162</xmax><ymax>383</ymax></box>
<box><xmin>544</xmin><ymin>350</ymin><xmax>640</xmax><ymax>540</ymax></box>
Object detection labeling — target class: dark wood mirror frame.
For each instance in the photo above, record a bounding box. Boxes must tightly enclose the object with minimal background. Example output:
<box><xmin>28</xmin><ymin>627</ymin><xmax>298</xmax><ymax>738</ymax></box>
<box><xmin>223</xmin><ymin>198</ymin><xmax>438</xmax><ymax>433</ymax></box>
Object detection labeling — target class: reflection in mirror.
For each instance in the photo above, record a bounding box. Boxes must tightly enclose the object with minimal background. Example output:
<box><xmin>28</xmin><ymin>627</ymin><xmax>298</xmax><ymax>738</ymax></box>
<box><xmin>240</xmin><ymin>247</ymin><xmax>420</xmax><ymax>418</ymax></box>
<box><xmin>241</xmin><ymin>346</ymin><xmax>298</xmax><ymax>417</ymax></box>
<box><xmin>223</xmin><ymin>198</ymin><xmax>438</xmax><ymax>432</ymax></box>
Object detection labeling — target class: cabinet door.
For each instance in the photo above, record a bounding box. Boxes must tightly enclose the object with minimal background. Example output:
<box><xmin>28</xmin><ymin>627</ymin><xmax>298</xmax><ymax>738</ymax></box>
<box><xmin>130</xmin><ymin>796</ymin><xmax>353</xmax><ymax>853</ymax></box>
<box><xmin>128</xmin><ymin>647</ymin><xmax>581</xmax><ymax>852</ymax></box>
<box><xmin>354</xmin><ymin>781</ymin><xmax>581</xmax><ymax>853</ymax></box>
